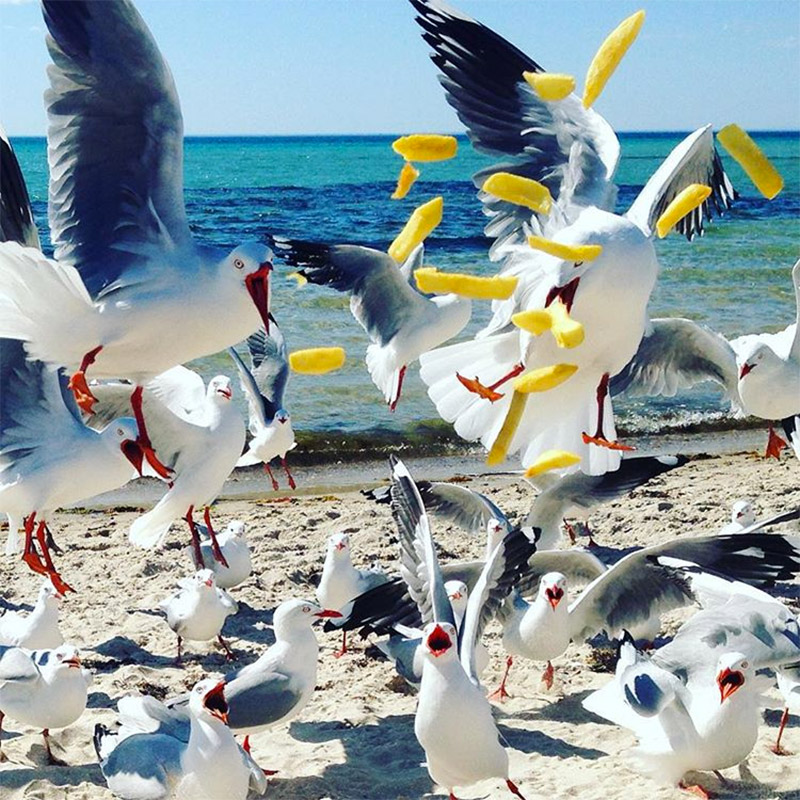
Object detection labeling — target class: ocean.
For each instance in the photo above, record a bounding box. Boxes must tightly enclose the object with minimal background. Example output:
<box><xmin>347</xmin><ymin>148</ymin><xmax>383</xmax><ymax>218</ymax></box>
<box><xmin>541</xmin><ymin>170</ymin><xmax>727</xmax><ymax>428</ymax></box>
<box><xmin>10</xmin><ymin>132</ymin><xmax>800</xmax><ymax>456</ymax></box>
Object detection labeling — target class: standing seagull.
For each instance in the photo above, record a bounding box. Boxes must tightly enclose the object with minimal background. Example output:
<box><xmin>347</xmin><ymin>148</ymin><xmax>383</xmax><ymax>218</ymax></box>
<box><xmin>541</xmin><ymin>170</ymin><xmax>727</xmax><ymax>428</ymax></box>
<box><xmin>271</xmin><ymin>240</ymin><xmax>471</xmax><ymax>409</ymax></box>
<box><xmin>228</xmin><ymin>324</ymin><xmax>297</xmax><ymax>491</ymax></box>
<box><xmin>0</xmin><ymin>580</ymin><xmax>64</xmax><ymax>650</ymax></box>
<box><xmin>0</xmin><ymin>0</ymin><xmax>273</xmax><ymax>478</ymax></box>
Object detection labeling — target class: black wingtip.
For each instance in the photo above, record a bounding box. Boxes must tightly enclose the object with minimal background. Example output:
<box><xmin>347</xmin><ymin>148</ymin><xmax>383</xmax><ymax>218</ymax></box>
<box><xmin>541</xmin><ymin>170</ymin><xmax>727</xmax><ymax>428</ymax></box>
<box><xmin>268</xmin><ymin>236</ymin><xmax>332</xmax><ymax>269</ymax></box>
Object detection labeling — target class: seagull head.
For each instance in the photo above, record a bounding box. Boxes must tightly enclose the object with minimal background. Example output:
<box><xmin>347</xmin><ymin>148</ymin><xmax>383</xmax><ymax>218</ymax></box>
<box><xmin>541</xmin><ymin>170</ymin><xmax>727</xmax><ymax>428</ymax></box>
<box><xmin>39</xmin><ymin>579</ymin><xmax>65</xmax><ymax>604</ymax></box>
<box><xmin>103</xmin><ymin>417</ymin><xmax>145</xmax><ymax>477</ymax></box>
<box><xmin>738</xmin><ymin>342</ymin><xmax>779</xmax><ymax>380</ymax></box>
<box><xmin>329</xmin><ymin>532</ymin><xmax>350</xmax><ymax>556</ymax></box>
<box><xmin>273</xmin><ymin>598</ymin><xmax>342</xmax><ymax>640</ymax></box>
<box><xmin>445</xmin><ymin>580</ymin><xmax>469</xmax><ymax>617</ymax></box>
<box><xmin>423</xmin><ymin>621</ymin><xmax>456</xmax><ymax>659</ymax></box>
<box><xmin>229</xmin><ymin>242</ymin><xmax>274</xmax><ymax>333</ymax></box>
<box><xmin>486</xmin><ymin>518</ymin><xmax>505</xmax><ymax>549</ymax></box>
<box><xmin>41</xmin><ymin>645</ymin><xmax>83</xmax><ymax>677</ymax></box>
<box><xmin>275</xmin><ymin>408</ymin><xmax>291</xmax><ymax>425</ymax></box>
<box><xmin>193</xmin><ymin>568</ymin><xmax>217</xmax><ymax>590</ymax></box>
<box><xmin>226</xmin><ymin>520</ymin><xmax>246</xmax><ymax>540</ymax></box>
<box><xmin>716</xmin><ymin>652</ymin><xmax>750</xmax><ymax>704</ymax></box>
<box><xmin>731</xmin><ymin>499</ymin><xmax>755</xmax><ymax>526</ymax></box>
<box><xmin>208</xmin><ymin>375</ymin><xmax>234</xmax><ymax>403</ymax></box>
<box><xmin>190</xmin><ymin>678</ymin><xmax>230</xmax><ymax>725</ymax></box>
<box><xmin>540</xmin><ymin>572</ymin><xmax>566</xmax><ymax>611</ymax></box>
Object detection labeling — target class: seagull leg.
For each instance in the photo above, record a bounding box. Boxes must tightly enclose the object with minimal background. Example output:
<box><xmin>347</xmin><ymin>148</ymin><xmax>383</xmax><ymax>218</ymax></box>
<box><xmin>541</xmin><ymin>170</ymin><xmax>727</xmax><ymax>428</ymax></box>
<box><xmin>582</xmin><ymin>373</ymin><xmax>635</xmax><ymax>451</ymax></box>
<box><xmin>42</xmin><ymin>729</ymin><xmax>67</xmax><ymax>766</ymax></box>
<box><xmin>457</xmin><ymin>363</ymin><xmax>525</xmax><ymax>403</ymax></box>
<box><xmin>389</xmin><ymin>366</ymin><xmax>407</xmax><ymax>412</ymax></box>
<box><xmin>21</xmin><ymin>513</ymin><xmax>48</xmax><ymax>576</ymax></box>
<box><xmin>541</xmin><ymin>660</ymin><xmax>555</xmax><ymax>690</ymax></box>
<box><xmin>333</xmin><ymin>630</ymin><xmax>348</xmax><ymax>659</ymax></box>
<box><xmin>68</xmin><ymin>345</ymin><xmax>103</xmax><ymax>414</ymax></box>
<box><xmin>185</xmin><ymin>506</ymin><xmax>204</xmax><ymax>570</ymax></box>
<box><xmin>130</xmin><ymin>387</ymin><xmax>174</xmax><ymax>480</ymax></box>
<box><xmin>678</xmin><ymin>782</ymin><xmax>713</xmax><ymax>799</ymax></box>
<box><xmin>0</xmin><ymin>711</ymin><xmax>6</xmax><ymax>762</ymax></box>
<box><xmin>563</xmin><ymin>519</ymin><xmax>577</xmax><ymax>545</ymax></box>
<box><xmin>35</xmin><ymin>521</ymin><xmax>75</xmax><ymax>595</ymax></box>
<box><xmin>218</xmin><ymin>634</ymin><xmax>235</xmax><ymax>661</ymax></box>
<box><xmin>242</xmin><ymin>736</ymin><xmax>278</xmax><ymax>775</ymax></box>
<box><xmin>765</xmin><ymin>424</ymin><xmax>788</xmax><ymax>459</ymax></box>
<box><xmin>264</xmin><ymin>463</ymin><xmax>280</xmax><ymax>492</ymax></box>
<box><xmin>771</xmin><ymin>707</ymin><xmax>792</xmax><ymax>755</ymax></box>
<box><xmin>506</xmin><ymin>779</ymin><xmax>527</xmax><ymax>800</ymax></box>
<box><xmin>202</xmin><ymin>506</ymin><xmax>229</xmax><ymax>568</ymax></box>
<box><xmin>281</xmin><ymin>457</ymin><xmax>296</xmax><ymax>490</ymax></box>
<box><xmin>488</xmin><ymin>656</ymin><xmax>513</xmax><ymax>701</ymax></box>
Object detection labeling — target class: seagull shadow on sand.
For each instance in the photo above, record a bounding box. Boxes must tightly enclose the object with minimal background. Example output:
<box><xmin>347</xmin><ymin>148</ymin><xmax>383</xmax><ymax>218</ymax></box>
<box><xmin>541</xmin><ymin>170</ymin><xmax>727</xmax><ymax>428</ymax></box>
<box><xmin>254</xmin><ymin>714</ymin><xmax>433</xmax><ymax>800</ymax></box>
<box><xmin>495</xmin><ymin>721</ymin><xmax>606</xmax><ymax>760</ymax></box>
<box><xmin>501</xmin><ymin>688</ymin><xmax>610</xmax><ymax>728</ymax></box>
<box><xmin>0</xmin><ymin>761</ymin><xmax>105</xmax><ymax>792</ymax></box>
<box><xmin>88</xmin><ymin>634</ymin><xmax>241</xmax><ymax>672</ymax></box>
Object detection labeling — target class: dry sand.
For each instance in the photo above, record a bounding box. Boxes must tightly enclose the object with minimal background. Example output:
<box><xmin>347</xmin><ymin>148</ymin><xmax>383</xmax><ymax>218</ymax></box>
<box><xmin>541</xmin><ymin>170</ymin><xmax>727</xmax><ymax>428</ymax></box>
<box><xmin>0</xmin><ymin>448</ymin><xmax>799</xmax><ymax>800</ymax></box>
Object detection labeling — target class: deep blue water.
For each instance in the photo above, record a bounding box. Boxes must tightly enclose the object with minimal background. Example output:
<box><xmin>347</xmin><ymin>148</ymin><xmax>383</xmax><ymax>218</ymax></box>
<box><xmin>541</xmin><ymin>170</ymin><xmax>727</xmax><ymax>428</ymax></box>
<box><xmin>10</xmin><ymin>132</ymin><xmax>800</xmax><ymax>440</ymax></box>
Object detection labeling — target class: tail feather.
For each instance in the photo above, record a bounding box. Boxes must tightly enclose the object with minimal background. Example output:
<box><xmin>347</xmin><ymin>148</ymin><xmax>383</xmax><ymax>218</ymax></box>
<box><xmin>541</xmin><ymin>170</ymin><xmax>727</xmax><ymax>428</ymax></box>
<box><xmin>129</xmin><ymin>503</ymin><xmax>175</xmax><ymax>550</ymax></box>
<box><xmin>365</xmin><ymin>343</ymin><xmax>402</xmax><ymax>406</ymax></box>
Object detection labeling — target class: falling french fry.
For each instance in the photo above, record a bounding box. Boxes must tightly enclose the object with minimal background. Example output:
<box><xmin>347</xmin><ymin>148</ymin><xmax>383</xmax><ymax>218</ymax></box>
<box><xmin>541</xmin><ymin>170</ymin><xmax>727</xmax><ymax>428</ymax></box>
<box><xmin>527</xmin><ymin>235</ymin><xmax>603</xmax><ymax>262</ymax></box>
<box><xmin>513</xmin><ymin>300</ymin><xmax>585</xmax><ymax>349</ymax></box>
<box><xmin>717</xmin><ymin>124</ymin><xmax>784</xmax><ymax>200</ymax></box>
<box><xmin>289</xmin><ymin>347</ymin><xmax>346</xmax><ymax>375</ymax></box>
<box><xmin>287</xmin><ymin>271</ymin><xmax>308</xmax><ymax>287</ymax></box>
<box><xmin>486</xmin><ymin>390</ymin><xmax>528</xmax><ymax>466</ymax></box>
<box><xmin>524</xmin><ymin>449</ymin><xmax>581</xmax><ymax>477</ymax></box>
<box><xmin>388</xmin><ymin>196</ymin><xmax>443</xmax><ymax>263</ymax></box>
<box><xmin>391</xmin><ymin>162</ymin><xmax>420</xmax><ymax>200</ymax></box>
<box><xmin>482</xmin><ymin>173</ymin><xmax>552</xmax><ymax>214</ymax></box>
<box><xmin>523</xmin><ymin>71</ymin><xmax>576</xmax><ymax>101</ymax></box>
<box><xmin>414</xmin><ymin>268</ymin><xmax>518</xmax><ymax>300</ymax></box>
<box><xmin>655</xmin><ymin>184</ymin><xmax>712</xmax><ymax>239</ymax></box>
<box><xmin>392</xmin><ymin>134</ymin><xmax>458</xmax><ymax>162</ymax></box>
<box><xmin>513</xmin><ymin>363</ymin><xmax>578</xmax><ymax>393</ymax></box>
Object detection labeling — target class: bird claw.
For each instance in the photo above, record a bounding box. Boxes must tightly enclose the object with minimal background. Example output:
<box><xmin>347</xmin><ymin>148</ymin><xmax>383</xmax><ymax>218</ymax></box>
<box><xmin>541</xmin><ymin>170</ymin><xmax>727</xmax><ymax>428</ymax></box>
<box><xmin>541</xmin><ymin>663</ymin><xmax>555</xmax><ymax>691</ymax></box>
<box><xmin>581</xmin><ymin>432</ymin><xmax>635</xmax><ymax>451</ymax></box>
<box><xmin>47</xmin><ymin>571</ymin><xmax>76</xmax><ymax>596</ymax></box>
<box><xmin>457</xmin><ymin>373</ymin><xmax>504</xmax><ymax>402</ymax></box>
<box><xmin>770</xmin><ymin>744</ymin><xmax>792</xmax><ymax>756</ymax></box>
<box><xmin>488</xmin><ymin>684</ymin><xmax>510</xmax><ymax>702</ymax></box>
<box><xmin>22</xmin><ymin>550</ymin><xmax>49</xmax><ymax>576</ymax></box>
<box><xmin>68</xmin><ymin>371</ymin><xmax>97</xmax><ymax>414</ymax></box>
<box><xmin>678</xmin><ymin>782</ymin><xmax>713</xmax><ymax>799</ymax></box>
<box><xmin>765</xmin><ymin>429</ymin><xmax>788</xmax><ymax>459</ymax></box>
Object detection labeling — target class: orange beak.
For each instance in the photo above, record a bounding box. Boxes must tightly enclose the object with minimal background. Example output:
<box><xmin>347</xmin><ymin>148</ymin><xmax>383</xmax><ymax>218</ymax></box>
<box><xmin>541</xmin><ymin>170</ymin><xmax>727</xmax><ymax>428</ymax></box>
<box><xmin>203</xmin><ymin>680</ymin><xmax>229</xmax><ymax>724</ymax></box>
<box><xmin>245</xmin><ymin>261</ymin><xmax>273</xmax><ymax>333</ymax></box>
<box><xmin>315</xmin><ymin>609</ymin><xmax>343</xmax><ymax>618</ymax></box>
<box><xmin>717</xmin><ymin>668</ymin><xmax>744</xmax><ymax>703</ymax></box>
<box><xmin>545</xmin><ymin>586</ymin><xmax>564</xmax><ymax>611</ymax></box>
<box><xmin>739</xmin><ymin>362</ymin><xmax>754</xmax><ymax>379</ymax></box>
<box><xmin>120</xmin><ymin>439</ymin><xmax>145</xmax><ymax>477</ymax></box>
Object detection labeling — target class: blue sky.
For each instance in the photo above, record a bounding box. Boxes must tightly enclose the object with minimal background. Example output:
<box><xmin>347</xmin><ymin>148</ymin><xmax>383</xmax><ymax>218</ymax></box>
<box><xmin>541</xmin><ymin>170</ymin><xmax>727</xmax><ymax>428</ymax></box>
<box><xmin>1</xmin><ymin>0</ymin><xmax>798</xmax><ymax>136</ymax></box>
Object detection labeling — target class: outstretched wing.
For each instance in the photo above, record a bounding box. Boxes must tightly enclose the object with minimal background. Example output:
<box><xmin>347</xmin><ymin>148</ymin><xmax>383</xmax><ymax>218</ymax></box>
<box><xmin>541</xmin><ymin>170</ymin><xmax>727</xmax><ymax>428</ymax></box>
<box><xmin>0</xmin><ymin>126</ymin><xmax>40</xmax><ymax>250</ymax></box>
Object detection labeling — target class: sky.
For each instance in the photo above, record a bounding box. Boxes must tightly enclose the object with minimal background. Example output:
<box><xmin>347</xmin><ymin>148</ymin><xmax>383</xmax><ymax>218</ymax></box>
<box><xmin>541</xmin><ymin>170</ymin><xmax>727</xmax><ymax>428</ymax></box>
<box><xmin>1</xmin><ymin>0</ymin><xmax>798</xmax><ymax>136</ymax></box>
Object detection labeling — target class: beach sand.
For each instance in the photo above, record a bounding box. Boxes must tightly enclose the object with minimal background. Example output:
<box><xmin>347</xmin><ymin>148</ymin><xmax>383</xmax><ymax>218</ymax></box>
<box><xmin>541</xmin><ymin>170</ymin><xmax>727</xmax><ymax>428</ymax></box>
<box><xmin>1</xmin><ymin>448</ymin><xmax>799</xmax><ymax>800</ymax></box>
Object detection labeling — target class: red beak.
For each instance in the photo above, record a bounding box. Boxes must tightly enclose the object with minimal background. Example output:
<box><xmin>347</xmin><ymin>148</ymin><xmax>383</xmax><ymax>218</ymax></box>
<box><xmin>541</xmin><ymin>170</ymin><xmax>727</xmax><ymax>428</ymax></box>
<box><xmin>63</xmin><ymin>656</ymin><xmax>81</xmax><ymax>669</ymax></box>
<box><xmin>315</xmin><ymin>609</ymin><xmax>343</xmax><ymax>618</ymax></box>
<box><xmin>545</xmin><ymin>586</ymin><xmax>564</xmax><ymax>611</ymax></box>
<box><xmin>426</xmin><ymin>624</ymin><xmax>452</xmax><ymax>657</ymax></box>
<box><xmin>120</xmin><ymin>439</ymin><xmax>145</xmax><ymax>477</ymax></box>
<box><xmin>218</xmin><ymin>387</ymin><xmax>232</xmax><ymax>399</ymax></box>
<box><xmin>717</xmin><ymin>668</ymin><xmax>744</xmax><ymax>703</ymax></box>
<box><xmin>245</xmin><ymin>262</ymin><xmax>273</xmax><ymax>334</ymax></box>
<box><xmin>335</xmin><ymin>542</ymin><xmax>346</xmax><ymax>551</ymax></box>
<box><xmin>739</xmin><ymin>362</ymin><xmax>754</xmax><ymax>379</ymax></box>
<box><xmin>203</xmin><ymin>681</ymin><xmax>229</xmax><ymax>724</ymax></box>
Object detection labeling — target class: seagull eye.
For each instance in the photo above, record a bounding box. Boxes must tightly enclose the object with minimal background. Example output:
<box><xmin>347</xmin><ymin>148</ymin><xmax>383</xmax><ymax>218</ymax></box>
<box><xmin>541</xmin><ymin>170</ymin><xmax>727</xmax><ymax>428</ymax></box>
<box><xmin>116</xmin><ymin>427</ymin><xmax>124</xmax><ymax>436</ymax></box>
<box><xmin>233</xmin><ymin>258</ymin><xmax>245</xmax><ymax>270</ymax></box>
<box><xmin>302</xmin><ymin>605</ymin><xmax>311</xmax><ymax>613</ymax></box>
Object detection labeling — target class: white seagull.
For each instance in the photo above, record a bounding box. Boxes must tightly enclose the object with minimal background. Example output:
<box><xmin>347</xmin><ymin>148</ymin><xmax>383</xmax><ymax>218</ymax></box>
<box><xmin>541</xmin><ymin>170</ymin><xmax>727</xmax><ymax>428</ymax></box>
<box><xmin>316</xmin><ymin>532</ymin><xmax>388</xmax><ymax>657</ymax></box>
<box><xmin>158</xmin><ymin>569</ymin><xmax>238</xmax><ymax>663</ymax></box>
<box><xmin>0</xmin><ymin>0</ymin><xmax>273</xmax><ymax>478</ymax></box>
<box><xmin>189</xmin><ymin>519</ymin><xmax>253</xmax><ymax>590</ymax></box>
<box><xmin>411</xmin><ymin>0</ymin><xmax>735</xmax><ymax>474</ymax></box>
<box><xmin>96</xmin><ymin>678</ymin><xmax>264</xmax><ymax>800</ymax></box>
<box><xmin>91</xmin><ymin>366</ymin><xmax>246</xmax><ymax>567</ymax></box>
<box><xmin>718</xmin><ymin>499</ymin><xmax>756</xmax><ymax>534</ymax></box>
<box><xmin>0</xmin><ymin>644</ymin><xmax>92</xmax><ymax>764</ymax></box>
<box><xmin>228</xmin><ymin>323</ymin><xmax>297</xmax><ymax>491</ymax></box>
<box><xmin>271</xmin><ymin>240</ymin><xmax>471</xmax><ymax>410</ymax></box>
<box><xmin>0</xmin><ymin>580</ymin><xmax>64</xmax><ymax>650</ymax></box>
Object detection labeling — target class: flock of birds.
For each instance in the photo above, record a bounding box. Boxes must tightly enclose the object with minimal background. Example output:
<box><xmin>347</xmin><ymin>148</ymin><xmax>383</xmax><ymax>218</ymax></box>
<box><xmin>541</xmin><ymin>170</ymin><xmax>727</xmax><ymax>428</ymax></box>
<box><xmin>0</xmin><ymin>0</ymin><xmax>798</xmax><ymax>799</ymax></box>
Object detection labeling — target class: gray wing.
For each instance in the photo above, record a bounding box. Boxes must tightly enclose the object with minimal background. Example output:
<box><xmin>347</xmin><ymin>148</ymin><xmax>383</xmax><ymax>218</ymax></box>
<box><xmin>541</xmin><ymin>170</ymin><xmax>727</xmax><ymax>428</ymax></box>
<box><xmin>0</xmin><ymin>126</ymin><xmax>40</xmax><ymax>249</ymax></box>
<box><xmin>100</xmin><ymin>730</ymin><xmax>184</xmax><ymax>797</ymax></box>
<box><xmin>417</xmin><ymin>481</ymin><xmax>511</xmax><ymax>535</ymax></box>
<box><xmin>410</xmin><ymin>0</ymin><xmax>619</xmax><ymax>257</ymax></box>
<box><xmin>610</xmin><ymin>319</ymin><xmax>739</xmax><ymax>404</ymax></box>
<box><xmin>226</xmin><ymin>669</ymin><xmax>300</xmax><ymax>732</ymax></box>
<box><xmin>515</xmin><ymin>549</ymin><xmax>607</xmax><ymax>599</ymax></box>
<box><xmin>740</xmin><ymin>506</ymin><xmax>800</xmax><ymax>533</ymax></box>
<box><xmin>270</xmin><ymin>238</ymin><xmax>430</xmax><ymax>345</ymax></box>
<box><xmin>0</xmin><ymin>646</ymin><xmax>39</xmax><ymax>684</ymax></box>
<box><xmin>390</xmin><ymin>456</ymin><xmax>455</xmax><ymax>628</ymax></box>
<box><xmin>625</xmin><ymin>125</ymin><xmax>736</xmax><ymax>241</ymax></box>
<box><xmin>459</xmin><ymin>527</ymin><xmax>539</xmax><ymax>682</ymax></box>
<box><xmin>42</xmin><ymin>0</ymin><xmax>191</xmax><ymax>299</ymax></box>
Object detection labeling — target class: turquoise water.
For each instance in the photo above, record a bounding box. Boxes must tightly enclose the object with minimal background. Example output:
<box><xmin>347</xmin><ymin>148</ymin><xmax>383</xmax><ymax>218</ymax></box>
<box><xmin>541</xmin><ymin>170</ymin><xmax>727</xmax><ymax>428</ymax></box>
<box><xmin>10</xmin><ymin>132</ymin><xmax>800</xmax><ymax>440</ymax></box>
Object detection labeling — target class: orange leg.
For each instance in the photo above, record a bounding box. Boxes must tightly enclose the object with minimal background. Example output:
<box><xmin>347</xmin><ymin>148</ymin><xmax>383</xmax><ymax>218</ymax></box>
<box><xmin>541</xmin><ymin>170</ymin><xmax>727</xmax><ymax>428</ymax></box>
<box><xmin>281</xmin><ymin>457</ymin><xmax>296</xmax><ymax>490</ymax></box>
<box><xmin>389</xmin><ymin>366</ymin><xmax>407</xmax><ymax>412</ymax></box>
<box><xmin>130</xmin><ymin>387</ymin><xmax>174</xmax><ymax>480</ymax></box>
<box><xmin>264</xmin><ymin>463</ymin><xmax>280</xmax><ymax>491</ymax></box>
<box><xmin>68</xmin><ymin>345</ymin><xmax>103</xmax><ymax>414</ymax></box>
<box><xmin>35</xmin><ymin>521</ymin><xmax>74</xmax><ymax>594</ymax></box>
<box><xmin>771</xmin><ymin>707</ymin><xmax>792</xmax><ymax>755</ymax></box>
<box><xmin>488</xmin><ymin>655</ymin><xmax>513</xmax><ymax>701</ymax></box>
<box><xmin>203</xmin><ymin>506</ymin><xmax>229</xmax><ymax>568</ymax></box>
<box><xmin>457</xmin><ymin>363</ymin><xmax>524</xmax><ymax>403</ymax></box>
<box><xmin>678</xmin><ymin>782</ymin><xmax>713</xmax><ymax>799</ymax></box>
<box><xmin>333</xmin><ymin>630</ymin><xmax>348</xmax><ymax>659</ymax></box>
<box><xmin>21</xmin><ymin>513</ymin><xmax>48</xmax><ymax>576</ymax></box>
<box><xmin>582</xmin><ymin>373</ymin><xmax>635</xmax><ymax>451</ymax></box>
<box><xmin>765</xmin><ymin>424</ymin><xmax>788</xmax><ymax>460</ymax></box>
<box><xmin>217</xmin><ymin>634</ymin><xmax>235</xmax><ymax>661</ymax></box>
<box><xmin>541</xmin><ymin>660</ymin><xmax>555</xmax><ymax>690</ymax></box>
<box><xmin>185</xmin><ymin>506</ymin><xmax>204</xmax><ymax>569</ymax></box>
<box><xmin>506</xmin><ymin>779</ymin><xmax>527</xmax><ymax>800</ymax></box>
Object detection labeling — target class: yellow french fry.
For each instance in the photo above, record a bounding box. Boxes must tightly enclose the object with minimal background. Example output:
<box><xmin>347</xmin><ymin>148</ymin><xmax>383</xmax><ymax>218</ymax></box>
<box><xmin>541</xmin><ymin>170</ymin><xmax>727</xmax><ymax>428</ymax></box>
<box><xmin>512</xmin><ymin>309</ymin><xmax>553</xmax><ymax>337</ymax></box>
<box><xmin>482</xmin><ymin>173</ymin><xmax>552</xmax><ymax>214</ymax></box>
<box><xmin>583</xmin><ymin>10</ymin><xmax>646</xmax><ymax>109</ymax></box>
<box><xmin>524</xmin><ymin>449</ymin><xmax>581</xmax><ymax>477</ymax></box>
<box><xmin>392</xmin><ymin>134</ymin><xmax>458</xmax><ymax>163</ymax></box>
<box><xmin>717</xmin><ymin>124</ymin><xmax>784</xmax><ymax>200</ymax></box>
<box><xmin>527</xmin><ymin>235</ymin><xmax>603</xmax><ymax>262</ymax></box>
<box><xmin>513</xmin><ymin>363</ymin><xmax>578</xmax><ymax>393</ymax></box>
<box><xmin>414</xmin><ymin>268</ymin><xmax>518</xmax><ymax>300</ymax></box>
<box><xmin>388</xmin><ymin>196</ymin><xmax>443</xmax><ymax>263</ymax></box>
<box><xmin>486</xmin><ymin>390</ymin><xmax>528</xmax><ymax>466</ymax></box>
<box><xmin>289</xmin><ymin>347</ymin><xmax>346</xmax><ymax>375</ymax></box>
<box><xmin>512</xmin><ymin>302</ymin><xmax>584</xmax><ymax>349</ymax></box>
<box><xmin>391</xmin><ymin>162</ymin><xmax>420</xmax><ymax>200</ymax></box>
<box><xmin>287</xmin><ymin>271</ymin><xmax>308</xmax><ymax>287</ymax></box>
<box><xmin>523</xmin><ymin>71</ymin><xmax>576</xmax><ymax>102</ymax></box>
<box><xmin>655</xmin><ymin>184</ymin><xmax>712</xmax><ymax>239</ymax></box>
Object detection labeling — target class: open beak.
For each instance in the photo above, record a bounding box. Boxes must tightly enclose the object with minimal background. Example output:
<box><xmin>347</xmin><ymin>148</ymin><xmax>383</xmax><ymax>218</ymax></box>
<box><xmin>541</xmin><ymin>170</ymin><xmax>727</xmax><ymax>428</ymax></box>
<box><xmin>203</xmin><ymin>681</ymin><xmax>229</xmax><ymax>724</ymax></box>
<box><xmin>315</xmin><ymin>609</ymin><xmax>343</xmax><ymax>618</ymax></box>
<box><xmin>717</xmin><ymin>668</ymin><xmax>744</xmax><ymax>703</ymax></box>
<box><xmin>218</xmin><ymin>387</ymin><xmax>233</xmax><ymax>400</ymax></box>
<box><xmin>545</xmin><ymin>586</ymin><xmax>564</xmax><ymax>611</ymax></box>
<box><xmin>545</xmin><ymin>276</ymin><xmax>580</xmax><ymax>313</ymax></box>
<box><xmin>204</xmin><ymin>579</ymin><xmax>214</xmax><ymax>587</ymax></box>
<box><xmin>739</xmin><ymin>362</ymin><xmax>754</xmax><ymax>379</ymax></box>
<box><xmin>426</xmin><ymin>624</ymin><xmax>452</xmax><ymax>657</ymax></box>
<box><xmin>120</xmin><ymin>439</ymin><xmax>145</xmax><ymax>477</ymax></box>
<box><xmin>63</xmin><ymin>656</ymin><xmax>81</xmax><ymax>669</ymax></box>
<box><xmin>448</xmin><ymin>592</ymin><xmax>463</xmax><ymax>602</ymax></box>
<box><xmin>245</xmin><ymin>261</ymin><xmax>273</xmax><ymax>333</ymax></box>
<box><xmin>335</xmin><ymin>542</ymin><xmax>346</xmax><ymax>551</ymax></box>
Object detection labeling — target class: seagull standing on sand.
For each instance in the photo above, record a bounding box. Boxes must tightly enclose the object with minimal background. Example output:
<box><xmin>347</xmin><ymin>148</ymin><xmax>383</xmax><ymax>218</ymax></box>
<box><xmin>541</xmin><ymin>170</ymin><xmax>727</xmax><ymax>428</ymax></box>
<box><xmin>96</xmin><ymin>678</ymin><xmax>264</xmax><ymax>800</ymax></box>
<box><xmin>316</xmin><ymin>532</ymin><xmax>388</xmax><ymax>657</ymax></box>
<box><xmin>719</xmin><ymin>500</ymin><xmax>756</xmax><ymax>534</ymax></box>
<box><xmin>0</xmin><ymin>644</ymin><xmax>92</xmax><ymax>764</ymax></box>
<box><xmin>0</xmin><ymin>0</ymin><xmax>273</xmax><ymax>479</ymax></box>
<box><xmin>271</xmin><ymin>240</ymin><xmax>471</xmax><ymax>409</ymax></box>
<box><xmin>228</xmin><ymin>324</ymin><xmax>297</xmax><ymax>491</ymax></box>
<box><xmin>411</xmin><ymin>0</ymin><xmax>735</xmax><ymax>475</ymax></box>
<box><xmin>91</xmin><ymin>367</ymin><xmax>245</xmax><ymax>567</ymax></box>
<box><xmin>190</xmin><ymin>520</ymin><xmax>253</xmax><ymax>590</ymax></box>
<box><xmin>159</xmin><ymin>569</ymin><xmax>238</xmax><ymax>663</ymax></box>
<box><xmin>0</xmin><ymin>580</ymin><xmax>64</xmax><ymax>650</ymax></box>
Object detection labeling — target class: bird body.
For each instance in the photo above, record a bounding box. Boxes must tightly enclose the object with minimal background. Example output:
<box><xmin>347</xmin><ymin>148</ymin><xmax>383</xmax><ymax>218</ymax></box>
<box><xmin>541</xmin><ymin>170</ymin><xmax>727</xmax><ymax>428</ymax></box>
<box><xmin>0</xmin><ymin>581</ymin><xmax>63</xmax><ymax>649</ymax></box>
<box><xmin>316</xmin><ymin>533</ymin><xmax>388</xmax><ymax>612</ymax></box>
<box><xmin>192</xmin><ymin>520</ymin><xmax>252</xmax><ymax>589</ymax></box>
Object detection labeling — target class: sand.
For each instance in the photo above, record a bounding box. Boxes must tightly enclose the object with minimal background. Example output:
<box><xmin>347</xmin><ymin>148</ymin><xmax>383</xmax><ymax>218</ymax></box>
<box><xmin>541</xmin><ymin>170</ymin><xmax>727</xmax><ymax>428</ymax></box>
<box><xmin>0</xmin><ymin>448</ymin><xmax>799</xmax><ymax>800</ymax></box>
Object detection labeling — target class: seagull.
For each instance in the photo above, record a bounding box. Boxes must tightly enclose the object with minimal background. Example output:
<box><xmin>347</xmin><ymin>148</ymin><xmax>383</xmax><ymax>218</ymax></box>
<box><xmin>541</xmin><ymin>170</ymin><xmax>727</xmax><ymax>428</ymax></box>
<box><xmin>0</xmin><ymin>644</ymin><xmax>92</xmax><ymax>764</ymax></box>
<box><xmin>270</xmin><ymin>240</ymin><xmax>471</xmax><ymax>409</ymax></box>
<box><xmin>189</xmin><ymin>520</ymin><xmax>253</xmax><ymax>590</ymax></box>
<box><xmin>158</xmin><ymin>569</ymin><xmax>238</xmax><ymax>663</ymax></box>
<box><xmin>0</xmin><ymin>580</ymin><xmax>64</xmax><ymax>650</ymax></box>
<box><xmin>774</xmin><ymin>663</ymin><xmax>799</xmax><ymax>756</ymax></box>
<box><xmin>316</xmin><ymin>532</ymin><xmax>388</xmax><ymax>657</ymax></box>
<box><xmin>91</xmin><ymin>366</ymin><xmax>246</xmax><ymax>567</ymax></box>
<box><xmin>0</xmin><ymin>0</ymin><xmax>273</xmax><ymax>479</ymax></box>
<box><xmin>411</xmin><ymin>0</ymin><xmax>735</xmax><ymax>474</ymax></box>
<box><xmin>96</xmin><ymin>678</ymin><xmax>264</xmax><ymax>800</ymax></box>
<box><xmin>228</xmin><ymin>323</ymin><xmax>297</xmax><ymax>491</ymax></box>
<box><xmin>719</xmin><ymin>499</ymin><xmax>756</xmax><ymax>534</ymax></box>
<box><xmin>612</xmin><ymin>259</ymin><xmax>800</xmax><ymax>460</ymax></box>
